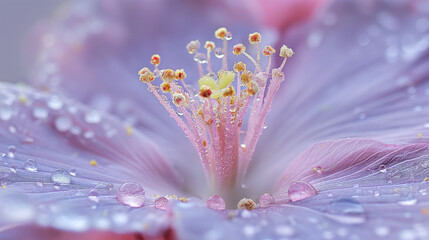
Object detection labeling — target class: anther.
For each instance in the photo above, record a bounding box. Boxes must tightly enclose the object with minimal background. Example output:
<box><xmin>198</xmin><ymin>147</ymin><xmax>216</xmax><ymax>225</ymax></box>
<box><xmin>204</xmin><ymin>41</ymin><xmax>215</xmax><ymax>52</ymax></box>
<box><xmin>199</xmin><ymin>85</ymin><xmax>212</xmax><ymax>98</ymax></box>
<box><xmin>245</xmin><ymin>81</ymin><xmax>259</xmax><ymax>96</ymax></box>
<box><xmin>173</xmin><ymin>92</ymin><xmax>188</xmax><ymax>107</ymax></box>
<box><xmin>161</xmin><ymin>69</ymin><xmax>176</xmax><ymax>82</ymax></box>
<box><xmin>175</xmin><ymin>69</ymin><xmax>187</xmax><ymax>80</ymax></box>
<box><xmin>279</xmin><ymin>45</ymin><xmax>295</xmax><ymax>58</ymax></box>
<box><xmin>248</xmin><ymin>32</ymin><xmax>262</xmax><ymax>44</ymax></box>
<box><xmin>237</xmin><ymin>198</ymin><xmax>256</xmax><ymax>210</ymax></box>
<box><xmin>160</xmin><ymin>82</ymin><xmax>172</xmax><ymax>93</ymax></box>
<box><xmin>151</xmin><ymin>54</ymin><xmax>161</xmax><ymax>66</ymax></box>
<box><xmin>233</xmin><ymin>44</ymin><xmax>246</xmax><ymax>55</ymax></box>
<box><xmin>138</xmin><ymin>68</ymin><xmax>155</xmax><ymax>83</ymax></box>
<box><xmin>186</xmin><ymin>40</ymin><xmax>201</xmax><ymax>54</ymax></box>
<box><xmin>262</xmin><ymin>45</ymin><xmax>276</xmax><ymax>56</ymax></box>
<box><xmin>233</xmin><ymin>61</ymin><xmax>246</xmax><ymax>72</ymax></box>
<box><xmin>240</xmin><ymin>70</ymin><xmax>253</xmax><ymax>84</ymax></box>
<box><xmin>222</xmin><ymin>85</ymin><xmax>235</xmax><ymax>97</ymax></box>
<box><xmin>215</xmin><ymin>27</ymin><xmax>228</xmax><ymax>40</ymax></box>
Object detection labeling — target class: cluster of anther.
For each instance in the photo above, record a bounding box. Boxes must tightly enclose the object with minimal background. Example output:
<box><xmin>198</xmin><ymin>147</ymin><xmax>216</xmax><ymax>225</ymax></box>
<box><xmin>138</xmin><ymin>27</ymin><xmax>293</xmax><ymax>194</ymax></box>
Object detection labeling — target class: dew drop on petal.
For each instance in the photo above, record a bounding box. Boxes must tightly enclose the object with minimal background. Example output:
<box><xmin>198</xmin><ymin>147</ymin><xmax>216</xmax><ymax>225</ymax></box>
<box><xmin>258</xmin><ymin>193</ymin><xmax>275</xmax><ymax>208</ymax></box>
<box><xmin>69</xmin><ymin>169</ymin><xmax>77</xmax><ymax>176</ymax></box>
<box><xmin>88</xmin><ymin>189</ymin><xmax>100</xmax><ymax>203</ymax></box>
<box><xmin>206</xmin><ymin>195</ymin><xmax>226</xmax><ymax>210</ymax></box>
<box><xmin>379</xmin><ymin>164</ymin><xmax>387</xmax><ymax>173</ymax></box>
<box><xmin>398</xmin><ymin>198</ymin><xmax>418</xmax><ymax>206</ymax></box>
<box><xmin>116</xmin><ymin>182</ymin><xmax>145</xmax><ymax>208</ymax></box>
<box><xmin>24</xmin><ymin>159</ymin><xmax>38</xmax><ymax>172</ymax></box>
<box><xmin>55</xmin><ymin>117</ymin><xmax>72</xmax><ymax>132</ymax></box>
<box><xmin>50</xmin><ymin>169</ymin><xmax>71</xmax><ymax>184</ymax></box>
<box><xmin>47</xmin><ymin>95</ymin><xmax>63</xmax><ymax>110</ymax></box>
<box><xmin>32</xmin><ymin>107</ymin><xmax>48</xmax><ymax>120</ymax></box>
<box><xmin>7</xmin><ymin>145</ymin><xmax>16</xmax><ymax>159</ymax></box>
<box><xmin>324</xmin><ymin>198</ymin><xmax>366</xmax><ymax>225</ymax></box>
<box><xmin>154</xmin><ymin>197</ymin><xmax>168</xmax><ymax>210</ymax></box>
<box><xmin>0</xmin><ymin>107</ymin><xmax>13</xmax><ymax>121</ymax></box>
<box><xmin>84</xmin><ymin>111</ymin><xmax>101</xmax><ymax>123</ymax></box>
<box><xmin>9</xmin><ymin>164</ymin><xmax>17</xmax><ymax>173</ymax></box>
<box><xmin>288</xmin><ymin>181</ymin><xmax>318</xmax><ymax>202</ymax></box>
<box><xmin>36</xmin><ymin>178</ymin><xmax>44</xmax><ymax>187</ymax></box>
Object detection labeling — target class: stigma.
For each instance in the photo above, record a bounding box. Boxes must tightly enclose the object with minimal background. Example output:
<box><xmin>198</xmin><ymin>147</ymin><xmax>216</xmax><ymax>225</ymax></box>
<box><xmin>138</xmin><ymin>27</ymin><xmax>293</xmax><ymax>195</ymax></box>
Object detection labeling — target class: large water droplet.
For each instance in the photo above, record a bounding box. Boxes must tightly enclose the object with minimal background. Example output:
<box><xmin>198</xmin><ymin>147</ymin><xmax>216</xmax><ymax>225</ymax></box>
<box><xmin>206</xmin><ymin>195</ymin><xmax>226</xmax><ymax>210</ymax></box>
<box><xmin>225</xmin><ymin>32</ymin><xmax>233</xmax><ymax>40</ymax></box>
<box><xmin>84</xmin><ymin>111</ymin><xmax>101</xmax><ymax>124</ymax></box>
<box><xmin>154</xmin><ymin>197</ymin><xmax>168</xmax><ymax>210</ymax></box>
<box><xmin>116</xmin><ymin>182</ymin><xmax>145</xmax><ymax>208</ymax></box>
<box><xmin>55</xmin><ymin>117</ymin><xmax>72</xmax><ymax>132</ymax></box>
<box><xmin>50</xmin><ymin>169</ymin><xmax>71</xmax><ymax>184</ymax></box>
<box><xmin>32</xmin><ymin>107</ymin><xmax>48</xmax><ymax>120</ymax></box>
<box><xmin>47</xmin><ymin>95</ymin><xmax>63</xmax><ymax>110</ymax></box>
<box><xmin>69</xmin><ymin>169</ymin><xmax>77</xmax><ymax>176</ymax></box>
<box><xmin>288</xmin><ymin>181</ymin><xmax>318</xmax><ymax>202</ymax></box>
<box><xmin>324</xmin><ymin>198</ymin><xmax>366</xmax><ymax>225</ymax></box>
<box><xmin>258</xmin><ymin>193</ymin><xmax>275</xmax><ymax>208</ymax></box>
<box><xmin>24</xmin><ymin>159</ymin><xmax>38</xmax><ymax>172</ymax></box>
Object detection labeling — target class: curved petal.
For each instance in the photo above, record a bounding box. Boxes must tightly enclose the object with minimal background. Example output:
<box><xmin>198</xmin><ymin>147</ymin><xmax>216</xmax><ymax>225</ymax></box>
<box><xmin>0</xmin><ymin>83</ymin><xmax>190</xmax><ymax>235</ymax></box>
<box><xmin>247</xmin><ymin>0</ymin><xmax>429</xmax><ymax>194</ymax></box>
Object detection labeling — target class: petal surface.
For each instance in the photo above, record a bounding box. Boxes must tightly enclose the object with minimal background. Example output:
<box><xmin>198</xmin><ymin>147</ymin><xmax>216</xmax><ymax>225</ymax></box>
<box><xmin>0</xmin><ymin>83</ymin><xmax>186</xmax><ymax>235</ymax></box>
<box><xmin>247</xmin><ymin>0</ymin><xmax>429</xmax><ymax>195</ymax></box>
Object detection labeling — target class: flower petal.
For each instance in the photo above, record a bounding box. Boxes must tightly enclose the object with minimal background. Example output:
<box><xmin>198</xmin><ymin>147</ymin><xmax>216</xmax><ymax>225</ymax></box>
<box><xmin>0</xmin><ymin>83</ymin><xmax>188</xmax><ymax>234</ymax></box>
<box><xmin>248</xmin><ymin>0</ymin><xmax>429</xmax><ymax>193</ymax></box>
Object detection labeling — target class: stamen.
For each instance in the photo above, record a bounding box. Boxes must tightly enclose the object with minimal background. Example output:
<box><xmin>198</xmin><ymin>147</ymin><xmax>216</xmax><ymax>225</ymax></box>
<box><xmin>237</xmin><ymin>198</ymin><xmax>256</xmax><ymax>210</ymax></box>
<box><xmin>138</xmin><ymin>28</ymin><xmax>293</xmax><ymax>203</ymax></box>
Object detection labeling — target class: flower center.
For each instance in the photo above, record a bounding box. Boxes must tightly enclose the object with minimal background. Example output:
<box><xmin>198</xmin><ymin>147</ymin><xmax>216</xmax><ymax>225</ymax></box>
<box><xmin>138</xmin><ymin>27</ymin><xmax>293</xmax><ymax>204</ymax></box>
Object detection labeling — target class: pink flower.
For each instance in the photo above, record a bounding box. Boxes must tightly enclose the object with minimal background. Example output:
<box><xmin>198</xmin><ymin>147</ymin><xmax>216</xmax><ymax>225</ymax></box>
<box><xmin>1</xmin><ymin>0</ymin><xmax>429</xmax><ymax>239</ymax></box>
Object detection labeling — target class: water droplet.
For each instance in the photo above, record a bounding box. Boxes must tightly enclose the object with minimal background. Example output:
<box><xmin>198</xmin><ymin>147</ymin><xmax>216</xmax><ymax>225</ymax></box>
<box><xmin>47</xmin><ymin>95</ymin><xmax>63</xmax><ymax>110</ymax></box>
<box><xmin>288</xmin><ymin>181</ymin><xmax>318</xmax><ymax>202</ymax></box>
<box><xmin>7</xmin><ymin>146</ymin><xmax>16</xmax><ymax>158</ymax></box>
<box><xmin>374</xmin><ymin>191</ymin><xmax>380</xmax><ymax>197</ymax></box>
<box><xmin>9</xmin><ymin>164</ymin><xmax>17</xmax><ymax>173</ymax></box>
<box><xmin>154</xmin><ymin>197</ymin><xmax>168</xmax><ymax>210</ymax></box>
<box><xmin>379</xmin><ymin>164</ymin><xmax>387</xmax><ymax>173</ymax></box>
<box><xmin>70</xmin><ymin>126</ymin><xmax>81</xmax><ymax>135</ymax></box>
<box><xmin>258</xmin><ymin>193</ymin><xmax>275</xmax><ymax>208</ymax></box>
<box><xmin>0</xmin><ymin>107</ymin><xmax>13</xmax><ymax>121</ymax></box>
<box><xmin>194</xmin><ymin>53</ymin><xmax>207</xmax><ymax>64</ymax></box>
<box><xmin>32</xmin><ymin>107</ymin><xmax>48</xmax><ymax>120</ymax></box>
<box><xmin>53</xmin><ymin>182</ymin><xmax>61</xmax><ymax>190</ymax></box>
<box><xmin>225</xmin><ymin>32</ymin><xmax>233</xmax><ymax>40</ymax></box>
<box><xmin>374</xmin><ymin>226</ymin><xmax>390</xmax><ymax>236</ymax></box>
<box><xmin>84</xmin><ymin>111</ymin><xmax>101</xmax><ymax>123</ymax></box>
<box><xmin>50</xmin><ymin>169</ymin><xmax>71</xmax><ymax>184</ymax></box>
<box><xmin>84</xmin><ymin>130</ymin><xmax>95</xmax><ymax>139</ymax></box>
<box><xmin>88</xmin><ymin>189</ymin><xmax>100</xmax><ymax>203</ymax></box>
<box><xmin>69</xmin><ymin>169</ymin><xmax>77</xmax><ymax>176</ymax></box>
<box><xmin>275</xmin><ymin>225</ymin><xmax>295</xmax><ymax>237</ymax></box>
<box><xmin>214</xmin><ymin>48</ymin><xmax>224</xmax><ymax>58</ymax></box>
<box><xmin>206</xmin><ymin>195</ymin><xmax>226</xmax><ymax>210</ymax></box>
<box><xmin>324</xmin><ymin>198</ymin><xmax>366</xmax><ymax>224</ymax></box>
<box><xmin>398</xmin><ymin>198</ymin><xmax>418</xmax><ymax>206</ymax></box>
<box><xmin>55</xmin><ymin>117</ymin><xmax>72</xmax><ymax>132</ymax></box>
<box><xmin>8</xmin><ymin>126</ymin><xmax>16</xmax><ymax>134</ymax></box>
<box><xmin>24</xmin><ymin>159</ymin><xmax>38</xmax><ymax>172</ymax></box>
<box><xmin>116</xmin><ymin>182</ymin><xmax>145</xmax><ymax>208</ymax></box>
<box><xmin>22</xmin><ymin>137</ymin><xmax>34</xmax><ymax>144</ymax></box>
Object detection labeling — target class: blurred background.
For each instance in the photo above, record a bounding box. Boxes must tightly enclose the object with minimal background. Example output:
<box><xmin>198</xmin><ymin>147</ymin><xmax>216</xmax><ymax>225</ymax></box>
<box><xmin>0</xmin><ymin>1</ymin><xmax>61</xmax><ymax>82</ymax></box>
